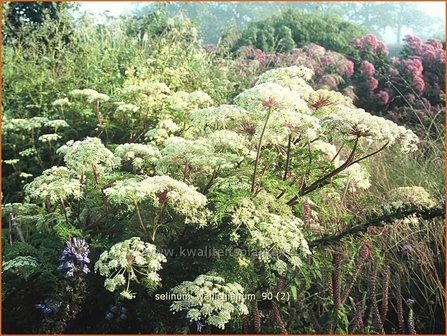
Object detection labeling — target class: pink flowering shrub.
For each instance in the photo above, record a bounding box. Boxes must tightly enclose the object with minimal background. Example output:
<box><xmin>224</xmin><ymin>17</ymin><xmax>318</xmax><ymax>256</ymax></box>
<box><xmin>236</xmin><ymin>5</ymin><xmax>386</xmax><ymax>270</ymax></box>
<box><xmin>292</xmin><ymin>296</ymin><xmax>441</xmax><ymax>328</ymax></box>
<box><xmin>230</xmin><ymin>43</ymin><xmax>355</xmax><ymax>92</ymax></box>
<box><xmin>349</xmin><ymin>34</ymin><xmax>392</xmax><ymax>111</ymax></box>
<box><xmin>385</xmin><ymin>36</ymin><xmax>445</xmax><ymax>134</ymax></box>
<box><xmin>401</xmin><ymin>35</ymin><xmax>445</xmax><ymax>103</ymax></box>
<box><xmin>349</xmin><ymin>34</ymin><xmax>445</xmax><ymax>137</ymax></box>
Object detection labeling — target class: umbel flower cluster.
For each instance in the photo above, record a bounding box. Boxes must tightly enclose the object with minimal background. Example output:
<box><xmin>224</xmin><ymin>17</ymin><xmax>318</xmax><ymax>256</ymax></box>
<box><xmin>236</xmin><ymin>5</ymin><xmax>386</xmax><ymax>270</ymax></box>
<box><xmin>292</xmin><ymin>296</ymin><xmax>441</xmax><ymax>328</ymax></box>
<box><xmin>169</xmin><ymin>275</ymin><xmax>249</xmax><ymax>329</ymax></box>
<box><xmin>229</xmin><ymin>194</ymin><xmax>311</xmax><ymax>273</ymax></box>
<box><xmin>3</xmin><ymin>256</ymin><xmax>39</xmax><ymax>279</ymax></box>
<box><xmin>94</xmin><ymin>237</ymin><xmax>167</xmax><ymax>300</ymax></box>
<box><xmin>58</xmin><ymin>238</ymin><xmax>90</xmax><ymax>278</ymax></box>
<box><xmin>70</xmin><ymin>89</ymin><xmax>110</xmax><ymax>103</ymax></box>
<box><xmin>114</xmin><ymin>143</ymin><xmax>160</xmax><ymax>172</ymax></box>
<box><xmin>24</xmin><ymin>166</ymin><xmax>83</xmax><ymax>204</ymax></box>
<box><xmin>57</xmin><ymin>137</ymin><xmax>118</xmax><ymax>176</ymax></box>
<box><xmin>186</xmin><ymin>65</ymin><xmax>418</xmax><ymax>156</ymax></box>
<box><xmin>104</xmin><ymin>175</ymin><xmax>210</xmax><ymax>226</ymax></box>
<box><xmin>387</xmin><ymin>186</ymin><xmax>437</xmax><ymax>208</ymax></box>
<box><xmin>2</xmin><ymin>116</ymin><xmax>69</xmax><ymax>133</ymax></box>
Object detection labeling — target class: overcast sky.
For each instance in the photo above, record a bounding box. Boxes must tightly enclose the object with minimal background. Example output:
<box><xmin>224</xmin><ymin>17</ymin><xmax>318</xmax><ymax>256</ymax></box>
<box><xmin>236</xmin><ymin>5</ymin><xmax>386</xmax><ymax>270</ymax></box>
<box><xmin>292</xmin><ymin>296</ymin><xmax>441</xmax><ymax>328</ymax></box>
<box><xmin>76</xmin><ymin>1</ymin><xmax>445</xmax><ymax>43</ymax></box>
<box><xmin>78</xmin><ymin>1</ymin><xmax>446</xmax><ymax>19</ymax></box>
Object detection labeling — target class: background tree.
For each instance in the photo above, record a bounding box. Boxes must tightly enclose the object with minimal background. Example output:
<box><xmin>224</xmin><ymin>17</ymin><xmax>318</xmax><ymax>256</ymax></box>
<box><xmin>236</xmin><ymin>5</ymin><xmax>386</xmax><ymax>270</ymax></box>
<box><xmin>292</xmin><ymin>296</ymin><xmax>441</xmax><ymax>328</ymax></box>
<box><xmin>234</xmin><ymin>9</ymin><xmax>367</xmax><ymax>55</ymax></box>
<box><xmin>3</xmin><ymin>2</ymin><xmax>76</xmax><ymax>45</ymax></box>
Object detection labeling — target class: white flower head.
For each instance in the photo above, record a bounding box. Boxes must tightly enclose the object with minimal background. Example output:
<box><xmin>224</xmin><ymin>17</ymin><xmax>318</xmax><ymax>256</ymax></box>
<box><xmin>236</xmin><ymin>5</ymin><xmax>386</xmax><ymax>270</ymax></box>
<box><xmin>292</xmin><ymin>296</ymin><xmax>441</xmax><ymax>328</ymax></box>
<box><xmin>104</xmin><ymin>175</ymin><xmax>210</xmax><ymax>226</ymax></box>
<box><xmin>157</xmin><ymin>136</ymin><xmax>228</xmax><ymax>177</ymax></box>
<box><xmin>52</xmin><ymin>98</ymin><xmax>71</xmax><ymax>107</ymax></box>
<box><xmin>321</xmin><ymin>107</ymin><xmax>419</xmax><ymax>152</ymax></box>
<box><xmin>57</xmin><ymin>137</ymin><xmax>118</xmax><ymax>176</ymax></box>
<box><xmin>44</xmin><ymin>119</ymin><xmax>69</xmax><ymax>129</ymax></box>
<box><xmin>38</xmin><ymin>133</ymin><xmax>61</xmax><ymax>143</ymax></box>
<box><xmin>235</xmin><ymin>82</ymin><xmax>303</xmax><ymax>114</ymax></box>
<box><xmin>115</xmin><ymin>143</ymin><xmax>160</xmax><ymax>171</ymax></box>
<box><xmin>170</xmin><ymin>274</ymin><xmax>248</xmax><ymax>329</ymax></box>
<box><xmin>24</xmin><ymin>166</ymin><xmax>83</xmax><ymax>204</ymax></box>
<box><xmin>70</xmin><ymin>89</ymin><xmax>110</xmax><ymax>103</ymax></box>
<box><xmin>115</xmin><ymin>103</ymin><xmax>140</xmax><ymax>117</ymax></box>
<box><xmin>94</xmin><ymin>237</ymin><xmax>167</xmax><ymax>300</ymax></box>
<box><xmin>255</xmin><ymin>66</ymin><xmax>315</xmax><ymax>100</ymax></box>
<box><xmin>341</xmin><ymin>162</ymin><xmax>371</xmax><ymax>191</ymax></box>
<box><xmin>387</xmin><ymin>186</ymin><xmax>436</xmax><ymax>207</ymax></box>
<box><xmin>189</xmin><ymin>105</ymin><xmax>249</xmax><ymax>134</ymax></box>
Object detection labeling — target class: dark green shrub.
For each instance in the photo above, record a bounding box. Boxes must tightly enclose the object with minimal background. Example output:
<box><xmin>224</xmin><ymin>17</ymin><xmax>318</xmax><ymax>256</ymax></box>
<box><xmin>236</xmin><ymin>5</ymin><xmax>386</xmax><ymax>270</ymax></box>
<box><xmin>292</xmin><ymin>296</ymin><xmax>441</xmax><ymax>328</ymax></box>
<box><xmin>235</xmin><ymin>9</ymin><xmax>367</xmax><ymax>55</ymax></box>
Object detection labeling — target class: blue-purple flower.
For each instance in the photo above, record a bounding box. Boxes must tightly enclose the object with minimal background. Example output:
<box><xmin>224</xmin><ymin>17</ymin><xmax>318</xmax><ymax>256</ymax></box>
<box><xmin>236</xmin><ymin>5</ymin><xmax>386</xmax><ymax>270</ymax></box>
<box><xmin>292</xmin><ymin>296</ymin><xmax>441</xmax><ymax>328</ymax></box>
<box><xmin>58</xmin><ymin>237</ymin><xmax>90</xmax><ymax>278</ymax></box>
<box><xmin>406</xmin><ymin>298</ymin><xmax>415</xmax><ymax>306</ymax></box>
<box><xmin>401</xmin><ymin>244</ymin><xmax>413</xmax><ymax>255</ymax></box>
<box><xmin>35</xmin><ymin>299</ymin><xmax>58</xmax><ymax>316</ymax></box>
<box><xmin>195</xmin><ymin>320</ymin><xmax>205</xmax><ymax>332</ymax></box>
<box><xmin>105</xmin><ymin>303</ymin><xmax>128</xmax><ymax>321</ymax></box>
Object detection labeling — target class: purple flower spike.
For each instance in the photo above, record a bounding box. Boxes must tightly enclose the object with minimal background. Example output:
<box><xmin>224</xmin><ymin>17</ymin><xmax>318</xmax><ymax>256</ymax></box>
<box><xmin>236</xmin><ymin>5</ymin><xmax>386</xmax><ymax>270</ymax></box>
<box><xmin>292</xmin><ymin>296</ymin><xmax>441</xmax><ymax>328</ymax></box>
<box><xmin>195</xmin><ymin>320</ymin><xmax>205</xmax><ymax>332</ymax></box>
<box><xmin>58</xmin><ymin>237</ymin><xmax>90</xmax><ymax>278</ymax></box>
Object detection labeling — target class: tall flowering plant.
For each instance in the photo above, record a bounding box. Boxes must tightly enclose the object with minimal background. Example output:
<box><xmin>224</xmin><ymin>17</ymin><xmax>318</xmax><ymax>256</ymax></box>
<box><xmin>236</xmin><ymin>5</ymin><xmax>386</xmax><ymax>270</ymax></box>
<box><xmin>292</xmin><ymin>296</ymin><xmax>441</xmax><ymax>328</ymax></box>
<box><xmin>8</xmin><ymin>64</ymin><xmax>428</xmax><ymax>333</ymax></box>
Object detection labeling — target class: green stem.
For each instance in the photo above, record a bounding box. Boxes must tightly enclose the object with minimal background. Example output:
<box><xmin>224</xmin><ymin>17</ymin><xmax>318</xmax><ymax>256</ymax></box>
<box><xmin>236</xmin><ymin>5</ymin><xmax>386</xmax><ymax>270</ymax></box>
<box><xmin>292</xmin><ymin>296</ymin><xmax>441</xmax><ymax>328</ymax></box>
<box><xmin>282</xmin><ymin>134</ymin><xmax>292</xmax><ymax>181</ymax></box>
<box><xmin>151</xmin><ymin>203</ymin><xmax>167</xmax><ymax>242</ymax></box>
<box><xmin>60</xmin><ymin>198</ymin><xmax>70</xmax><ymax>226</ymax></box>
<box><xmin>286</xmin><ymin>136</ymin><xmax>360</xmax><ymax>206</ymax></box>
<box><xmin>251</xmin><ymin>107</ymin><xmax>272</xmax><ymax>193</ymax></box>
<box><xmin>135</xmin><ymin>202</ymin><xmax>148</xmax><ymax>236</ymax></box>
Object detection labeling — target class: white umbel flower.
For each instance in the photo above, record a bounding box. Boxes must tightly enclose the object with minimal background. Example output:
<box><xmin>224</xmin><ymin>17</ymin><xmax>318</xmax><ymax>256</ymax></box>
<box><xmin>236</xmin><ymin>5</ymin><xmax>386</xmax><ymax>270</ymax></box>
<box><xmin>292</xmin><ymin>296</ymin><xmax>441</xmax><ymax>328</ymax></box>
<box><xmin>51</xmin><ymin>98</ymin><xmax>71</xmax><ymax>107</ymax></box>
<box><xmin>24</xmin><ymin>166</ymin><xmax>82</xmax><ymax>204</ymax></box>
<box><xmin>255</xmin><ymin>66</ymin><xmax>315</xmax><ymax>100</ymax></box>
<box><xmin>38</xmin><ymin>133</ymin><xmax>61</xmax><ymax>143</ymax></box>
<box><xmin>235</xmin><ymin>82</ymin><xmax>303</xmax><ymax>114</ymax></box>
<box><xmin>94</xmin><ymin>237</ymin><xmax>166</xmax><ymax>300</ymax></box>
<box><xmin>70</xmin><ymin>89</ymin><xmax>110</xmax><ymax>103</ymax></box>
<box><xmin>189</xmin><ymin>105</ymin><xmax>250</xmax><ymax>134</ymax></box>
<box><xmin>104</xmin><ymin>175</ymin><xmax>210</xmax><ymax>226</ymax></box>
<box><xmin>321</xmin><ymin>106</ymin><xmax>419</xmax><ymax>152</ymax></box>
<box><xmin>57</xmin><ymin>137</ymin><xmax>118</xmax><ymax>176</ymax></box>
<box><xmin>170</xmin><ymin>274</ymin><xmax>248</xmax><ymax>329</ymax></box>
<box><xmin>115</xmin><ymin>143</ymin><xmax>160</xmax><ymax>171</ymax></box>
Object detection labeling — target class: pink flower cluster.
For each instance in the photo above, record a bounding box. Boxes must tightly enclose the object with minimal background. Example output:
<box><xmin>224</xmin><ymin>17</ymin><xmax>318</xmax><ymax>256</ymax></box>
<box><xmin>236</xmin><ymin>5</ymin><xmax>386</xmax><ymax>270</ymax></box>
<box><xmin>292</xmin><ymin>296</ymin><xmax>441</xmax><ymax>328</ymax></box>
<box><xmin>306</xmin><ymin>43</ymin><xmax>326</xmax><ymax>58</ymax></box>
<box><xmin>388</xmin><ymin>67</ymin><xmax>400</xmax><ymax>80</ymax></box>
<box><xmin>352</xmin><ymin>35</ymin><xmax>390</xmax><ymax>99</ymax></box>
<box><xmin>358</xmin><ymin>60</ymin><xmax>379</xmax><ymax>92</ymax></box>
<box><xmin>238</xmin><ymin>46</ymin><xmax>268</xmax><ymax>62</ymax></box>
<box><xmin>360</xmin><ymin>60</ymin><xmax>375</xmax><ymax>76</ymax></box>
<box><xmin>352</xmin><ymin>34</ymin><xmax>388</xmax><ymax>54</ymax></box>
<box><xmin>229</xmin><ymin>33</ymin><xmax>443</xmax><ymax>121</ymax></box>
<box><xmin>303</xmin><ymin>44</ymin><xmax>355</xmax><ymax>78</ymax></box>
<box><xmin>367</xmin><ymin>77</ymin><xmax>378</xmax><ymax>91</ymax></box>
<box><xmin>254</xmin><ymin>43</ymin><xmax>355</xmax><ymax>89</ymax></box>
<box><xmin>400</xmin><ymin>58</ymin><xmax>425</xmax><ymax>94</ymax></box>
<box><xmin>404</xmin><ymin>35</ymin><xmax>445</xmax><ymax>65</ymax></box>
<box><xmin>403</xmin><ymin>35</ymin><xmax>422</xmax><ymax>49</ymax></box>
<box><xmin>374</xmin><ymin>90</ymin><xmax>390</xmax><ymax>105</ymax></box>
